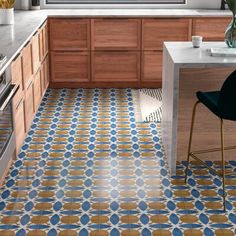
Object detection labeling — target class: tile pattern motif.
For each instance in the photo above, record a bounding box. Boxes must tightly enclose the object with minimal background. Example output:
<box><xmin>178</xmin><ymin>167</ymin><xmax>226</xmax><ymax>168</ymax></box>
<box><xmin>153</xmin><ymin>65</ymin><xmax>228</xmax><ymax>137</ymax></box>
<box><xmin>0</xmin><ymin>89</ymin><xmax>235</xmax><ymax>236</ymax></box>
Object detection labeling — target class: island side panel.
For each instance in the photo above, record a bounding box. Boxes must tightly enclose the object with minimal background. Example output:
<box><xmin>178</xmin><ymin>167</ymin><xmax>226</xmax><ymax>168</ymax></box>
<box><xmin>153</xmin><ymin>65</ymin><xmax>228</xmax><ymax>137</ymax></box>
<box><xmin>177</xmin><ymin>67</ymin><xmax>236</xmax><ymax>163</ymax></box>
<box><xmin>162</xmin><ymin>46</ymin><xmax>180</xmax><ymax>176</ymax></box>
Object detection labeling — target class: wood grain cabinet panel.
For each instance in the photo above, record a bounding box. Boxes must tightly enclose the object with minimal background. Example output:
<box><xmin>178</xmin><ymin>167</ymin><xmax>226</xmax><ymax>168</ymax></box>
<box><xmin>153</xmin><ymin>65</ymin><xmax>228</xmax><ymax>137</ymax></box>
<box><xmin>33</xmin><ymin>70</ymin><xmax>42</xmax><ymax>112</ymax></box>
<box><xmin>142</xmin><ymin>51</ymin><xmax>162</xmax><ymax>83</ymax></box>
<box><xmin>51</xmin><ymin>52</ymin><xmax>90</xmax><ymax>82</ymax></box>
<box><xmin>92</xmin><ymin>51</ymin><xmax>140</xmax><ymax>82</ymax></box>
<box><xmin>24</xmin><ymin>81</ymin><xmax>34</xmax><ymax>131</ymax></box>
<box><xmin>14</xmin><ymin>98</ymin><xmax>26</xmax><ymax>154</ymax></box>
<box><xmin>43</xmin><ymin>22</ymin><xmax>49</xmax><ymax>56</ymax></box>
<box><xmin>192</xmin><ymin>18</ymin><xmax>230</xmax><ymax>41</ymax></box>
<box><xmin>11</xmin><ymin>54</ymin><xmax>24</xmax><ymax>109</ymax></box>
<box><xmin>32</xmin><ymin>32</ymin><xmax>41</xmax><ymax>74</ymax></box>
<box><xmin>39</xmin><ymin>29</ymin><xmax>43</xmax><ymax>61</ymax></box>
<box><xmin>92</xmin><ymin>18</ymin><xmax>141</xmax><ymax>50</ymax></box>
<box><xmin>22</xmin><ymin>42</ymin><xmax>33</xmax><ymax>89</ymax></box>
<box><xmin>50</xmin><ymin>18</ymin><xmax>90</xmax><ymax>51</ymax></box>
<box><xmin>44</xmin><ymin>56</ymin><xmax>49</xmax><ymax>90</ymax></box>
<box><xmin>142</xmin><ymin>18</ymin><xmax>191</xmax><ymax>50</ymax></box>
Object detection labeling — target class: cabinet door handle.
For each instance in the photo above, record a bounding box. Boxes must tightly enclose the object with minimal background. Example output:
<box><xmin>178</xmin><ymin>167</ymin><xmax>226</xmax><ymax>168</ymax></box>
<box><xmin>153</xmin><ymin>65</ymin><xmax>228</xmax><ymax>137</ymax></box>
<box><xmin>15</xmin><ymin>97</ymin><xmax>23</xmax><ymax>111</ymax></box>
<box><xmin>24</xmin><ymin>41</ymin><xmax>30</xmax><ymax>47</ymax></box>
<box><xmin>13</xmin><ymin>53</ymin><xmax>21</xmax><ymax>62</ymax></box>
<box><xmin>33</xmin><ymin>31</ymin><xmax>38</xmax><ymax>36</ymax></box>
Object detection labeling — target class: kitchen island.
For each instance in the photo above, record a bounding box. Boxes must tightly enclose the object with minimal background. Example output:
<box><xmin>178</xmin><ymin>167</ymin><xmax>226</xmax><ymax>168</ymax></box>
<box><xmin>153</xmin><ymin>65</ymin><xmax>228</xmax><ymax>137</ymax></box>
<box><xmin>162</xmin><ymin>42</ymin><xmax>236</xmax><ymax>175</ymax></box>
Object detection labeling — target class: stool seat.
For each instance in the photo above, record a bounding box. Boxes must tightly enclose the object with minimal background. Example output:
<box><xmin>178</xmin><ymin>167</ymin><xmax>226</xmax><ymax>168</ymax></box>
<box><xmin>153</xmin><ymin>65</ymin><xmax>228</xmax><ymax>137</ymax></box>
<box><xmin>196</xmin><ymin>91</ymin><xmax>220</xmax><ymax>118</ymax></box>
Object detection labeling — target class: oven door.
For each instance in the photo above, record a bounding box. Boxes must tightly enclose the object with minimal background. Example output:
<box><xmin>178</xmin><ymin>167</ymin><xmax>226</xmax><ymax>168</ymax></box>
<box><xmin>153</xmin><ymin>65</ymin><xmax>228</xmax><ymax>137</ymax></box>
<box><xmin>0</xmin><ymin>84</ymin><xmax>19</xmax><ymax>157</ymax></box>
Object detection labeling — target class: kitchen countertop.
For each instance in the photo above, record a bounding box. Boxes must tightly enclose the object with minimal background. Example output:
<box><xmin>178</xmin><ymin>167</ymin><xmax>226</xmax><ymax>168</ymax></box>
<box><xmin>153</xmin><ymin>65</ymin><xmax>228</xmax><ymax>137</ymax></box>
<box><xmin>0</xmin><ymin>9</ymin><xmax>232</xmax><ymax>75</ymax></box>
<box><xmin>162</xmin><ymin>42</ymin><xmax>236</xmax><ymax>175</ymax></box>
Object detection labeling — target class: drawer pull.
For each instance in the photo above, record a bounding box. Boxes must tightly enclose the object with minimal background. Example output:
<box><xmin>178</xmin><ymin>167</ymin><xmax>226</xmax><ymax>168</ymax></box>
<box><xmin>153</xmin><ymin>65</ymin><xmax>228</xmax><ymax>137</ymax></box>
<box><xmin>24</xmin><ymin>41</ymin><xmax>30</xmax><ymax>47</ymax></box>
<box><xmin>15</xmin><ymin>97</ymin><xmax>23</xmax><ymax>111</ymax></box>
<box><xmin>13</xmin><ymin>53</ymin><xmax>21</xmax><ymax>61</ymax></box>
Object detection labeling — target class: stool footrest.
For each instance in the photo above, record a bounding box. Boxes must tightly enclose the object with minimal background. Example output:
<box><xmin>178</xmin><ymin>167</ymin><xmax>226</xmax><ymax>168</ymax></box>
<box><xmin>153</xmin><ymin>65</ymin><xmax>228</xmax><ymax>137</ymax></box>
<box><xmin>191</xmin><ymin>145</ymin><xmax>236</xmax><ymax>155</ymax></box>
<box><xmin>189</xmin><ymin>151</ymin><xmax>236</xmax><ymax>177</ymax></box>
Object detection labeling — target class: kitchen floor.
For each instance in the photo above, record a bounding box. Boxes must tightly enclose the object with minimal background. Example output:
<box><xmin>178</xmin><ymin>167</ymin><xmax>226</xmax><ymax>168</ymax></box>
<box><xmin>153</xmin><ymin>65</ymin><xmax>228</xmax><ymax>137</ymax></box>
<box><xmin>0</xmin><ymin>88</ymin><xmax>235</xmax><ymax>236</ymax></box>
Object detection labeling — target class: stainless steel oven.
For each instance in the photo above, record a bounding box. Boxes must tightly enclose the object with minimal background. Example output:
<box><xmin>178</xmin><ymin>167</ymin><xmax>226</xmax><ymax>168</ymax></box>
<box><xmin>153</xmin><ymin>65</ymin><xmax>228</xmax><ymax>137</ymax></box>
<box><xmin>0</xmin><ymin>67</ymin><xmax>19</xmax><ymax>180</ymax></box>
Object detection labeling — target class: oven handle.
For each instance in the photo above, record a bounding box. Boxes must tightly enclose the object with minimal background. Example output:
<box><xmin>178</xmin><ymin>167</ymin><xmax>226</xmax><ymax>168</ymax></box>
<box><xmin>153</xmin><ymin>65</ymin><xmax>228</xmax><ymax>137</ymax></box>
<box><xmin>0</xmin><ymin>84</ymin><xmax>19</xmax><ymax>111</ymax></box>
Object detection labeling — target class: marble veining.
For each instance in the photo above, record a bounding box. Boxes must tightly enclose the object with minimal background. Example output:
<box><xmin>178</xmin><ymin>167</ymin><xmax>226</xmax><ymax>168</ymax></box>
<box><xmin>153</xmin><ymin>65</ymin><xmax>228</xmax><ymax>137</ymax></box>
<box><xmin>162</xmin><ymin>42</ymin><xmax>236</xmax><ymax>175</ymax></box>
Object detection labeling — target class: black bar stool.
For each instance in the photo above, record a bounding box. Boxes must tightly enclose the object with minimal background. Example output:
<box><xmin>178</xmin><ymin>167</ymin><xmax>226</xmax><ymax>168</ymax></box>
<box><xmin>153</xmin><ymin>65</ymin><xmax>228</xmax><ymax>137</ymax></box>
<box><xmin>184</xmin><ymin>70</ymin><xmax>236</xmax><ymax>211</ymax></box>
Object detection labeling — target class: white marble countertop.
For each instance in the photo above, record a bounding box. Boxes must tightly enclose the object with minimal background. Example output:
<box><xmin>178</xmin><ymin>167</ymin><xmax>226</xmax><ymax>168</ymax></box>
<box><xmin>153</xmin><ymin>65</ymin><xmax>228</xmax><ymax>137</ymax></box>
<box><xmin>0</xmin><ymin>9</ymin><xmax>232</xmax><ymax>75</ymax></box>
<box><xmin>162</xmin><ymin>41</ymin><xmax>236</xmax><ymax>175</ymax></box>
<box><xmin>165</xmin><ymin>42</ymin><xmax>236</xmax><ymax>67</ymax></box>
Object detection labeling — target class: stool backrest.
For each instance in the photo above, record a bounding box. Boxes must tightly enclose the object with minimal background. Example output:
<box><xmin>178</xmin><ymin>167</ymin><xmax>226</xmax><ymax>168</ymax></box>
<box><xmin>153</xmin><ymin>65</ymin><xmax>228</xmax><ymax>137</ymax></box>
<box><xmin>218</xmin><ymin>70</ymin><xmax>236</xmax><ymax>120</ymax></box>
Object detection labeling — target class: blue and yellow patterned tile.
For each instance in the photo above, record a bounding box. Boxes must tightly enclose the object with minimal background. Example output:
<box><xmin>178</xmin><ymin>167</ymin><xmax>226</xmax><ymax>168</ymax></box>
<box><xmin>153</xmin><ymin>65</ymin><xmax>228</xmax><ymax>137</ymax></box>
<box><xmin>0</xmin><ymin>89</ymin><xmax>236</xmax><ymax>235</ymax></box>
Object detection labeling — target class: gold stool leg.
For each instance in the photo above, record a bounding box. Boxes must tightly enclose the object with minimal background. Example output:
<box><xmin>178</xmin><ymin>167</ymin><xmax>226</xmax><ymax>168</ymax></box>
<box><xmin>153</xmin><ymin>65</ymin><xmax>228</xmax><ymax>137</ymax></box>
<box><xmin>220</xmin><ymin>119</ymin><xmax>226</xmax><ymax>211</ymax></box>
<box><xmin>185</xmin><ymin>101</ymin><xmax>200</xmax><ymax>183</ymax></box>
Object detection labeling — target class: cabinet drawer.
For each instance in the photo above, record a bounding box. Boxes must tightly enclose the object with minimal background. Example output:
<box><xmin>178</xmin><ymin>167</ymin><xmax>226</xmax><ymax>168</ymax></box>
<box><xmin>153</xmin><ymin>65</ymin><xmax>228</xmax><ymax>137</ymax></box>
<box><xmin>22</xmin><ymin>41</ymin><xmax>33</xmax><ymax>89</ymax></box>
<box><xmin>33</xmin><ymin>70</ymin><xmax>42</xmax><ymax>112</ymax></box>
<box><xmin>92</xmin><ymin>18</ymin><xmax>141</xmax><ymax>50</ymax></box>
<box><xmin>92</xmin><ymin>51</ymin><xmax>140</xmax><ymax>82</ymax></box>
<box><xmin>14</xmin><ymin>98</ymin><xmax>26</xmax><ymax>154</ymax></box>
<box><xmin>142</xmin><ymin>51</ymin><xmax>162</xmax><ymax>84</ymax></box>
<box><xmin>192</xmin><ymin>18</ymin><xmax>230</xmax><ymax>41</ymax></box>
<box><xmin>142</xmin><ymin>18</ymin><xmax>191</xmax><ymax>50</ymax></box>
<box><xmin>51</xmin><ymin>52</ymin><xmax>90</xmax><ymax>82</ymax></box>
<box><xmin>50</xmin><ymin>18</ymin><xmax>90</xmax><ymax>51</ymax></box>
<box><xmin>32</xmin><ymin>32</ymin><xmax>40</xmax><ymax>74</ymax></box>
<box><xmin>24</xmin><ymin>81</ymin><xmax>34</xmax><ymax>131</ymax></box>
<box><xmin>11</xmin><ymin>54</ymin><xmax>24</xmax><ymax>108</ymax></box>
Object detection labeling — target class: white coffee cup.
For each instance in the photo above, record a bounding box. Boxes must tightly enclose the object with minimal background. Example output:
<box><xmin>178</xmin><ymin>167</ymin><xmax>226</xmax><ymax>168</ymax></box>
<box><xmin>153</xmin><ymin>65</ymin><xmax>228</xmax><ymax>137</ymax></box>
<box><xmin>192</xmin><ymin>36</ymin><xmax>203</xmax><ymax>48</ymax></box>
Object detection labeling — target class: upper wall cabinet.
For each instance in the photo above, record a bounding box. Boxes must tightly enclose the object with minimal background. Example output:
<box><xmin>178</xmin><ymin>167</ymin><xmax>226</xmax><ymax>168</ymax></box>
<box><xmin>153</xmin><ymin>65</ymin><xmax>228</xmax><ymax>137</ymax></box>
<box><xmin>50</xmin><ymin>18</ymin><xmax>90</xmax><ymax>51</ymax></box>
<box><xmin>192</xmin><ymin>18</ymin><xmax>230</xmax><ymax>41</ymax></box>
<box><xmin>91</xmin><ymin>18</ymin><xmax>141</xmax><ymax>50</ymax></box>
<box><xmin>142</xmin><ymin>18</ymin><xmax>191</xmax><ymax>50</ymax></box>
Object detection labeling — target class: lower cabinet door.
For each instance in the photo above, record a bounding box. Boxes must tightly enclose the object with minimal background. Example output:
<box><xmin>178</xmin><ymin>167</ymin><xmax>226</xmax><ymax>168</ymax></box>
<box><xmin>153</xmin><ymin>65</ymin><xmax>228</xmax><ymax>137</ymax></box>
<box><xmin>51</xmin><ymin>52</ymin><xmax>90</xmax><ymax>82</ymax></box>
<box><xmin>92</xmin><ymin>51</ymin><xmax>140</xmax><ymax>82</ymax></box>
<box><xmin>44</xmin><ymin>56</ymin><xmax>49</xmax><ymax>90</ymax></box>
<box><xmin>33</xmin><ymin>70</ymin><xmax>42</xmax><ymax>112</ymax></box>
<box><xmin>14</xmin><ymin>98</ymin><xmax>26</xmax><ymax>154</ymax></box>
<box><xmin>24</xmin><ymin>81</ymin><xmax>35</xmax><ymax>131</ymax></box>
<box><xmin>142</xmin><ymin>51</ymin><xmax>162</xmax><ymax>84</ymax></box>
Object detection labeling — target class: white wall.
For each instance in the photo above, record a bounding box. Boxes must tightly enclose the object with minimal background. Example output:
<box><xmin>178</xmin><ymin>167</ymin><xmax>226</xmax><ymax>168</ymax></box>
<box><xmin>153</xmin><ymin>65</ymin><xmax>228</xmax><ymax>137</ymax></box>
<box><xmin>15</xmin><ymin>0</ymin><xmax>223</xmax><ymax>9</ymax></box>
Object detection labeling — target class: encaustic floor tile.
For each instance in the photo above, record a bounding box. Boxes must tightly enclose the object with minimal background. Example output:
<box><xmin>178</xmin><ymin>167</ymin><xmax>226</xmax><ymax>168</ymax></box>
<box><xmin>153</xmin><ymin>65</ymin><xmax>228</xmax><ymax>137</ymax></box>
<box><xmin>0</xmin><ymin>89</ymin><xmax>235</xmax><ymax>236</ymax></box>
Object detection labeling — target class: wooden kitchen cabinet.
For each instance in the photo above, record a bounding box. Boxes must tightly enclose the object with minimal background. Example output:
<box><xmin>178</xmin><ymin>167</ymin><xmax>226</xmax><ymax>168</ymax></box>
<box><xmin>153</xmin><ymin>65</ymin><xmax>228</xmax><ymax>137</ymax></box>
<box><xmin>11</xmin><ymin>53</ymin><xmax>24</xmax><ymax>109</ymax></box>
<box><xmin>92</xmin><ymin>51</ymin><xmax>140</xmax><ymax>82</ymax></box>
<box><xmin>42</xmin><ymin>22</ymin><xmax>49</xmax><ymax>56</ymax></box>
<box><xmin>32</xmin><ymin>32</ymin><xmax>41</xmax><ymax>74</ymax></box>
<box><xmin>42</xmin><ymin>56</ymin><xmax>49</xmax><ymax>93</ymax></box>
<box><xmin>142</xmin><ymin>18</ymin><xmax>191</xmax><ymax>50</ymax></box>
<box><xmin>24</xmin><ymin>80</ymin><xmax>35</xmax><ymax>131</ymax></box>
<box><xmin>51</xmin><ymin>52</ymin><xmax>90</xmax><ymax>82</ymax></box>
<box><xmin>142</xmin><ymin>51</ymin><xmax>162</xmax><ymax>84</ymax></box>
<box><xmin>192</xmin><ymin>18</ymin><xmax>230</xmax><ymax>41</ymax></box>
<box><xmin>33</xmin><ymin>70</ymin><xmax>42</xmax><ymax>112</ymax></box>
<box><xmin>50</xmin><ymin>18</ymin><xmax>90</xmax><ymax>51</ymax></box>
<box><xmin>39</xmin><ymin>22</ymin><xmax>48</xmax><ymax>61</ymax></box>
<box><xmin>22</xmin><ymin>41</ymin><xmax>33</xmax><ymax>89</ymax></box>
<box><xmin>14</xmin><ymin>98</ymin><xmax>26</xmax><ymax>154</ymax></box>
<box><xmin>91</xmin><ymin>18</ymin><xmax>141</xmax><ymax>50</ymax></box>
